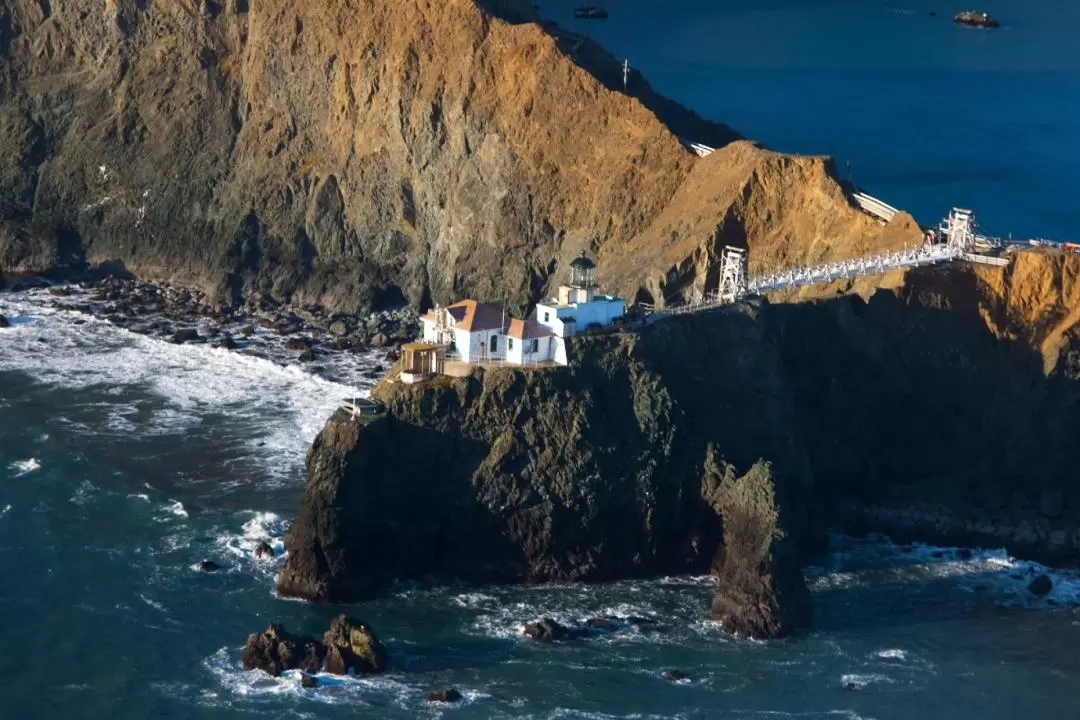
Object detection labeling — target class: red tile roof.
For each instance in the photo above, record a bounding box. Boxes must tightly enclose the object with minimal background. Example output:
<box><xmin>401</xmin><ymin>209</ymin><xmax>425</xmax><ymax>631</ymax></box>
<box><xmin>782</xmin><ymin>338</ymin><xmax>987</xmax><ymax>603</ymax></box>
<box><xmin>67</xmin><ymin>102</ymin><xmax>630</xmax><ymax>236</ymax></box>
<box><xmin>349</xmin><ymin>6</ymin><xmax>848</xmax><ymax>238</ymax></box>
<box><xmin>423</xmin><ymin>300</ymin><xmax>508</xmax><ymax>332</ymax></box>
<box><xmin>507</xmin><ymin>318</ymin><xmax>553</xmax><ymax>340</ymax></box>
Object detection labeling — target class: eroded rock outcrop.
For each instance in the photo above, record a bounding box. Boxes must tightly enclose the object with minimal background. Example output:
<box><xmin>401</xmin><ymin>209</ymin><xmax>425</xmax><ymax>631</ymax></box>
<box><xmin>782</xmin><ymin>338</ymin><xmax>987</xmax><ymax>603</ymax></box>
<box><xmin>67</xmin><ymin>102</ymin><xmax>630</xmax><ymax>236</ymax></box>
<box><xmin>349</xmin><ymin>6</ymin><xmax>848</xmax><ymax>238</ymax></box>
<box><xmin>704</xmin><ymin>458</ymin><xmax>811</xmax><ymax>638</ymax></box>
<box><xmin>241</xmin><ymin>616</ymin><xmax>386</xmax><ymax>677</ymax></box>
<box><xmin>322</xmin><ymin>615</ymin><xmax>388</xmax><ymax>675</ymax></box>
<box><xmin>0</xmin><ymin>0</ymin><xmax>897</xmax><ymax>314</ymax></box>
<box><xmin>241</xmin><ymin>624</ymin><xmax>324</xmax><ymax>677</ymax></box>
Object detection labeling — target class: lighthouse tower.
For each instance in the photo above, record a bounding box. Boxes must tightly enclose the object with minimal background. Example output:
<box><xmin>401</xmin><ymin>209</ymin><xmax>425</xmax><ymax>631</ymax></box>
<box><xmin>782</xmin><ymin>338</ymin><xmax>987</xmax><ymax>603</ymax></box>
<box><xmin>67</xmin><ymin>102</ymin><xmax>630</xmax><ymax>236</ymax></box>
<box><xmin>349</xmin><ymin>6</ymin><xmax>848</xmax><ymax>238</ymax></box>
<box><xmin>558</xmin><ymin>250</ymin><xmax>598</xmax><ymax>305</ymax></box>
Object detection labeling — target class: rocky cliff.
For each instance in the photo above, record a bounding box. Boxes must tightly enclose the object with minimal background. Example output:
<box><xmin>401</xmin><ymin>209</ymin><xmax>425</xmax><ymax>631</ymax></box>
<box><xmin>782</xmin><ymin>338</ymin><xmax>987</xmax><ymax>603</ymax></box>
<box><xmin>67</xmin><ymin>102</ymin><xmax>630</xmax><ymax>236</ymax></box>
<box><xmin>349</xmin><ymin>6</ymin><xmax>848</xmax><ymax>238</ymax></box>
<box><xmin>279</xmin><ymin>249</ymin><xmax>1080</xmax><ymax>633</ymax></box>
<box><xmin>0</xmin><ymin>0</ymin><xmax>907</xmax><ymax>314</ymax></box>
<box><xmin>277</xmin><ymin>301</ymin><xmax>816</xmax><ymax>626</ymax></box>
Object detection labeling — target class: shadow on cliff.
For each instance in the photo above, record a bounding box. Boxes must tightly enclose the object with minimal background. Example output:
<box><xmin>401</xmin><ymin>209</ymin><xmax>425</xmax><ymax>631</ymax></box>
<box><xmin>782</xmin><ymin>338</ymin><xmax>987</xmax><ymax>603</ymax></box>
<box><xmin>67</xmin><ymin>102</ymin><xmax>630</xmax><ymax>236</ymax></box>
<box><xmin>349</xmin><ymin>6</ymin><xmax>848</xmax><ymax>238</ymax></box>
<box><xmin>759</xmin><ymin>264</ymin><xmax>1080</xmax><ymax>563</ymax></box>
<box><xmin>618</xmin><ymin>258</ymin><xmax>1080</xmax><ymax>564</ymax></box>
<box><xmin>321</xmin><ymin>416</ymin><xmax>533</xmax><ymax>599</ymax></box>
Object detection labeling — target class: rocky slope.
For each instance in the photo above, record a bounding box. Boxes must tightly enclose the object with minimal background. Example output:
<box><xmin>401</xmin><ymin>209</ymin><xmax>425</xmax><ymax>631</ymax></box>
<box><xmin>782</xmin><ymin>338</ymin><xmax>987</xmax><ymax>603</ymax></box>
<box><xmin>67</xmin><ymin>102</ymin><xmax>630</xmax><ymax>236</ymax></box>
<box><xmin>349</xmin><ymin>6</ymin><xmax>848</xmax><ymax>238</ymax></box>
<box><xmin>279</xmin><ymin>249</ymin><xmax>1080</xmax><ymax>633</ymax></box>
<box><xmin>1</xmin><ymin>0</ymin><xmax>905</xmax><ymax>314</ymax></box>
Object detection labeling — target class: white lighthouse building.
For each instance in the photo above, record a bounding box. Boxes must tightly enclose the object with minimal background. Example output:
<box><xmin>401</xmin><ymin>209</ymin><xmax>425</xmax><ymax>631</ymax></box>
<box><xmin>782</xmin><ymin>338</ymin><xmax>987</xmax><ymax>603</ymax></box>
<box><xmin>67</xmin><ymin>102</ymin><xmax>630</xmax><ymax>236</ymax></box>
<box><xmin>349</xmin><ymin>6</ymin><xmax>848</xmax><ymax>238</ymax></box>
<box><xmin>535</xmin><ymin>251</ymin><xmax>625</xmax><ymax>364</ymax></box>
<box><xmin>418</xmin><ymin>251</ymin><xmax>624</xmax><ymax>371</ymax></box>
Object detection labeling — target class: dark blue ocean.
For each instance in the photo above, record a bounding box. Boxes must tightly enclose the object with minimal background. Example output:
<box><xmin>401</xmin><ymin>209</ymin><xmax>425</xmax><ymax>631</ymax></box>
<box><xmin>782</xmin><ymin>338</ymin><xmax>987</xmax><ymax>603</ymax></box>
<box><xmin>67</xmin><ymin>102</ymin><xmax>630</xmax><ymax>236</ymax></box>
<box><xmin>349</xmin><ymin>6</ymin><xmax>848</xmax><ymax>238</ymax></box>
<box><xmin>4</xmin><ymin>2</ymin><xmax>1080</xmax><ymax>717</ymax></box>
<box><xmin>549</xmin><ymin>0</ymin><xmax>1080</xmax><ymax>240</ymax></box>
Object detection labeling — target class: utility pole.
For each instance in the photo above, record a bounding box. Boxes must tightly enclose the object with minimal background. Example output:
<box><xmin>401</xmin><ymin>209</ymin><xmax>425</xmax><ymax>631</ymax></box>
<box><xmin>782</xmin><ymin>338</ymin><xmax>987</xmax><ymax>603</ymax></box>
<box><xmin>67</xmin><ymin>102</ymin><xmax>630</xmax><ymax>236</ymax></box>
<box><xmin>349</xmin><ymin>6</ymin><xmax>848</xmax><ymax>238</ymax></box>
<box><xmin>622</xmin><ymin>59</ymin><xmax>629</xmax><ymax>92</ymax></box>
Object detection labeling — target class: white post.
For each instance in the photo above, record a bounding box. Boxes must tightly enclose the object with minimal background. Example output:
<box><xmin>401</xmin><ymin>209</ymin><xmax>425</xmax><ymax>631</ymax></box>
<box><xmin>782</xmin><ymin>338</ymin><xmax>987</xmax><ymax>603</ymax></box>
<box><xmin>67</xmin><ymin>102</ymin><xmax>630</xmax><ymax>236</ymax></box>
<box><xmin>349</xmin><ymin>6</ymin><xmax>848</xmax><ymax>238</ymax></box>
<box><xmin>718</xmin><ymin>246</ymin><xmax>748</xmax><ymax>303</ymax></box>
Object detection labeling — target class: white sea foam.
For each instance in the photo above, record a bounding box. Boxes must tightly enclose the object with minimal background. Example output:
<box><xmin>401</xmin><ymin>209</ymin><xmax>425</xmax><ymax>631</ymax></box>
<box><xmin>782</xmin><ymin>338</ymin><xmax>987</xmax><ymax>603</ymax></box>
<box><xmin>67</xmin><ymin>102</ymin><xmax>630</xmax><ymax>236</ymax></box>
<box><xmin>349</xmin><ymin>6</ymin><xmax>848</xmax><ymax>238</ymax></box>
<box><xmin>8</xmin><ymin>458</ymin><xmax>41</xmax><ymax>476</ymax></box>
<box><xmin>0</xmin><ymin>289</ymin><xmax>380</xmax><ymax>487</ymax></box>
<box><xmin>138</xmin><ymin>593</ymin><xmax>168</xmax><ymax>613</ymax></box>
<box><xmin>0</xmin><ymin>504</ymin><xmax>11</xmax><ymax>517</ymax></box>
<box><xmin>204</xmin><ymin>647</ymin><xmax>468</xmax><ymax>710</ymax></box>
<box><xmin>873</xmin><ymin>648</ymin><xmax>908</xmax><ymax>662</ymax></box>
<box><xmin>215</xmin><ymin>511</ymin><xmax>289</xmax><ymax>569</ymax></box>
<box><xmin>840</xmin><ymin>673</ymin><xmax>893</xmax><ymax>689</ymax></box>
<box><xmin>813</xmin><ymin>533</ymin><xmax>1080</xmax><ymax>609</ymax></box>
<box><xmin>164</xmin><ymin>500</ymin><xmax>188</xmax><ymax>517</ymax></box>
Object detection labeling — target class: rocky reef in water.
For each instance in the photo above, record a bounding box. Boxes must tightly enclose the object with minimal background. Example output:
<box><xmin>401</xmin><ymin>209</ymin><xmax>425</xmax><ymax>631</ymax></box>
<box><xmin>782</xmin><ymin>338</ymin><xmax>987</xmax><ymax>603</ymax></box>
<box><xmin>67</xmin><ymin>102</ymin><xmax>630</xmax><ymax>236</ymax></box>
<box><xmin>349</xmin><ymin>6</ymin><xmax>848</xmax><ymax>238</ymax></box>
<box><xmin>241</xmin><ymin>615</ymin><xmax>387</xmax><ymax>679</ymax></box>
<box><xmin>0</xmin><ymin>0</ymin><xmax>910</xmax><ymax>315</ymax></box>
<box><xmin>278</xmin><ymin>250</ymin><xmax>1080</xmax><ymax>636</ymax></box>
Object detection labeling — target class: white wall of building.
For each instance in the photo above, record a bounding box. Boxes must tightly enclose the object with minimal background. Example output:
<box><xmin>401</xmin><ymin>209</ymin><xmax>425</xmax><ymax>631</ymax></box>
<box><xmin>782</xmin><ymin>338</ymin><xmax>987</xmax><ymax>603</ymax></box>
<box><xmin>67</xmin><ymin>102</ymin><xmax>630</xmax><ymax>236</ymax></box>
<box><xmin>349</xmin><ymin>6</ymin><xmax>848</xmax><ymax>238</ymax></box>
<box><xmin>536</xmin><ymin>296</ymin><xmax>624</xmax><ymax>337</ymax></box>
<box><xmin>454</xmin><ymin>328</ymin><xmax>506</xmax><ymax>363</ymax></box>
<box><xmin>506</xmin><ymin>335</ymin><xmax>552</xmax><ymax>365</ymax></box>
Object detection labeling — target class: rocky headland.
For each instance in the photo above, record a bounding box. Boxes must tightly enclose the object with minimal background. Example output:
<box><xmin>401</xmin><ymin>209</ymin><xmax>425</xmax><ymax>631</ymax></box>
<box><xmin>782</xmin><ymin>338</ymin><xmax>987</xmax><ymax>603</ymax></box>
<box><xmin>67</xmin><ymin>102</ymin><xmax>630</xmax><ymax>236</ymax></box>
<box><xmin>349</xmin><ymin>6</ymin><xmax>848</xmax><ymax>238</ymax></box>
<box><xmin>278</xmin><ymin>249</ymin><xmax>1080</xmax><ymax>636</ymax></box>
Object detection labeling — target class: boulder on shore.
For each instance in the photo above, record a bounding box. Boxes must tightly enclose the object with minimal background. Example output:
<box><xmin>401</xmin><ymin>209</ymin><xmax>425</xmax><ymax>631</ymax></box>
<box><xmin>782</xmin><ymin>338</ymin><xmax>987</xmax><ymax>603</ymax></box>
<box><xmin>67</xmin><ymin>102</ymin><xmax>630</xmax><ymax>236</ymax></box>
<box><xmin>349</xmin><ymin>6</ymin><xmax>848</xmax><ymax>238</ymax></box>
<box><xmin>241</xmin><ymin>624</ymin><xmax>324</xmax><ymax>677</ymax></box>
<box><xmin>954</xmin><ymin>11</ymin><xmax>999</xmax><ymax>28</ymax></box>
<box><xmin>322</xmin><ymin>615</ymin><xmax>388</xmax><ymax>675</ymax></box>
<box><xmin>705</xmin><ymin>457</ymin><xmax>812</xmax><ymax>639</ymax></box>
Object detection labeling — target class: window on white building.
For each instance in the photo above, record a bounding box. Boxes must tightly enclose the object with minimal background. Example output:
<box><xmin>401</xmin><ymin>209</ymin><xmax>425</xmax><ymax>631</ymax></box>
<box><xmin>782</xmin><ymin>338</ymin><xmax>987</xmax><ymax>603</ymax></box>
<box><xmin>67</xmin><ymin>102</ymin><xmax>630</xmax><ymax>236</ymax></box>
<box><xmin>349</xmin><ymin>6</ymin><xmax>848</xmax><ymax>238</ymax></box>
<box><xmin>543</xmin><ymin>311</ymin><xmax>550</xmax><ymax>322</ymax></box>
<box><xmin>530</xmin><ymin>338</ymin><xmax>539</xmax><ymax>353</ymax></box>
<box><xmin>490</xmin><ymin>335</ymin><xmax>498</xmax><ymax>353</ymax></box>
<box><xmin>508</xmin><ymin>338</ymin><xmax>515</xmax><ymax>351</ymax></box>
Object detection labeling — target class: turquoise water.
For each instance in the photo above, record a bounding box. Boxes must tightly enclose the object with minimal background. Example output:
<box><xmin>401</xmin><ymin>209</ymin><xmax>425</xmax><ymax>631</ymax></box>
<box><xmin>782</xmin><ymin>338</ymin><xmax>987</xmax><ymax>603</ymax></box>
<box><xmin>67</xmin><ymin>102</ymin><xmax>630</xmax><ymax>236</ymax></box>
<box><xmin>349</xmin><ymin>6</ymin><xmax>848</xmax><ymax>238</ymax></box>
<box><xmin>543</xmin><ymin>0</ymin><xmax>1080</xmax><ymax>240</ymax></box>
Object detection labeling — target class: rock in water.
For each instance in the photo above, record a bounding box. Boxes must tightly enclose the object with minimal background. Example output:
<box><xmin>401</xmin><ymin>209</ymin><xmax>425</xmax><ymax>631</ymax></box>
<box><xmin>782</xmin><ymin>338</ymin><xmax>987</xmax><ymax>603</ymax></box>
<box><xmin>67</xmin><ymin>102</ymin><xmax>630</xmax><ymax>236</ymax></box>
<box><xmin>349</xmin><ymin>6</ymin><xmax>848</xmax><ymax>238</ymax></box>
<box><xmin>241</xmin><ymin>624</ymin><xmax>324</xmax><ymax>677</ymax></box>
<box><xmin>0</xmin><ymin>315</ymin><xmax>8</xmax><ymax>328</ymax></box>
<box><xmin>322</xmin><ymin>615</ymin><xmax>388</xmax><ymax>675</ymax></box>
<box><xmin>705</xmin><ymin>458</ymin><xmax>811</xmax><ymax>639</ymax></box>
<box><xmin>300</xmin><ymin>673</ymin><xmax>318</xmax><ymax>689</ymax></box>
<box><xmin>1028</xmin><ymin>574</ymin><xmax>1053</xmax><ymax>597</ymax></box>
<box><xmin>523</xmin><ymin>618</ymin><xmax>574</xmax><ymax>642</ymax></box>
<box><xmin>198</xmin><ymin>559</ymin><xmax>222</xmax><ymax>572</ymax></box>
<box><xmin>666</xmin><ymin>670</ymin><xmax>691</xmax><ymax>682</ymax></box>
<box><xmin>170</xmin><ymin>328</ymin><xmax>200</xmax><ymax>344</ymax></box>
<box><xmin>427</xmin><ymin>688</ymin><xmax>463</xmax><ymax>703</ymax></box>
<box><xmin>253</xmin><ymin>541</ymin><xmax>275</xmax><ymax>560</ymax></box>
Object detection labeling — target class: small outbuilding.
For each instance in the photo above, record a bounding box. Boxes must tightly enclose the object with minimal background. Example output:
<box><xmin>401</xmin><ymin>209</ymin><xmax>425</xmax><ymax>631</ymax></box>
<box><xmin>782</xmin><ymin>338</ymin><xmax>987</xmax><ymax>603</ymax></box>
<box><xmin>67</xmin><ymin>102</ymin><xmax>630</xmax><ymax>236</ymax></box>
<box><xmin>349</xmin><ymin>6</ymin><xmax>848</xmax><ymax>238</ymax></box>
<box><xmin>400</xmin><ymin>342</ymin><xmax>446</xmax><ymax>384</ymax></box>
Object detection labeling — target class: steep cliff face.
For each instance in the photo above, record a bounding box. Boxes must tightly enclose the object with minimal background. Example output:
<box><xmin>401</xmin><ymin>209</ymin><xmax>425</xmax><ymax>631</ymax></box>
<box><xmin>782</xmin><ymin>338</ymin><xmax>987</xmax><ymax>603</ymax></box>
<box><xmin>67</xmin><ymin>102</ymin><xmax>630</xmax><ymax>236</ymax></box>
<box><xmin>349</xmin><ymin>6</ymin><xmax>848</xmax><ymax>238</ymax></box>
<box><xmin>1</xmin><ymin>0</ymin><xmax>899</xmax><ymax>313</ymax></box>
<box><xmin>277</xmin><ymin>304</ymin><xmax>817</xmax><ymax>608</ymax></box>
<box><xmin>279</xmin><ymin>251</ymin><xmax>1080</xmax><ymax>624</ymax></box>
